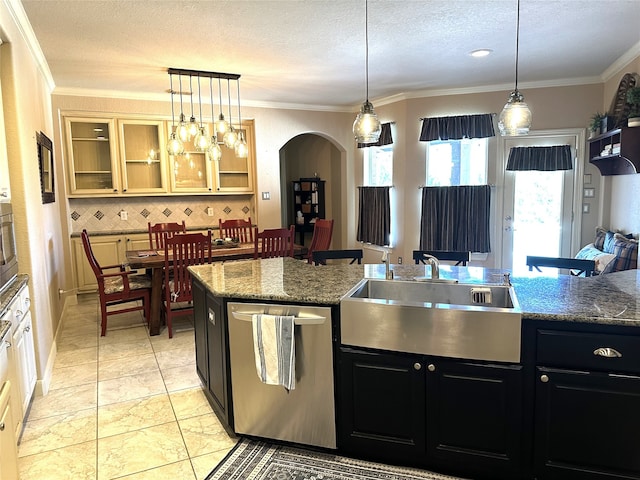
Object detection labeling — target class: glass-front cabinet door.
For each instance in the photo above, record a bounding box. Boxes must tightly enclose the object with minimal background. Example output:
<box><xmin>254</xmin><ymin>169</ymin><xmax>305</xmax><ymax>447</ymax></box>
<box><xmin>170</xmin><ymin>150</ymin><xmax>214</xmax><ymax>193</ymax></box>
<box><xmin>65</xmin><ymin>117</ymin><xmax>119</xmax><ymax>195</ymax></box>
<box><xmin>118</xmin><ymin>120</ymin><xmax>168</xmax><ymax>194</ymax></box>
<box><xmin>213</xmin><ymin>119</ymin><xmax>255</xmax><ymax>193</ymax></box>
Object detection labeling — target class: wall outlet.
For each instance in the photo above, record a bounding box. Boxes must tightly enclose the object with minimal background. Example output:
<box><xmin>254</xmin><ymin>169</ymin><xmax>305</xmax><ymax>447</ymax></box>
<box><xmin>398</xmin><ymin>256</ymin><xmax>403</xmax><ymax>264</ymax></box>
<box><xmin>207</xmin><ymin>207</ymin><xmax>214</xmax><ymax>216</ymax></box>
<box><xmin>120</xmin><ymin>210</ymin><xmax>128</xmax><ymax>220</ymax></box>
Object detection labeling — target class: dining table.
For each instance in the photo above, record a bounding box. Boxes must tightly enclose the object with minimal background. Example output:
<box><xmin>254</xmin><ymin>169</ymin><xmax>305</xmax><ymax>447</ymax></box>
<box><xmin>125</xmin><ymin>242</ymin><xmax>308</xmax><ymax>335</ymax></box>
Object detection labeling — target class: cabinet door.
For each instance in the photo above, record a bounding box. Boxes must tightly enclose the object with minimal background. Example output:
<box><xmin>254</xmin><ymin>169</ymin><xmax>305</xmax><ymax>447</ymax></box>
<box><xmin>192</xmin><ymin>280</ymin><xmax>208</xmax><ymax>387</ymax></box>
<box><xmin>72</xmin><ymin>235</ymin><xmax>124</xmax><ymax>291</ymax></box>
<box><xmin>213</xmin><ymin>120</ymin><xmax>255</xmax><ymax>193</ymax></box>
<box><xmin>0</xmin><ymin>384</ymin><xmax>19</xmax><ymax>480</ymax></box>
<box><xmin>170</xmin><ymin>149</ymin><xmax>214</xmax><ymax>193</ymax></box>
<box><xmin>425</xmin><ymin>359</ymin><xmax>524</xmax><ymax>478</ymax></box>
<box><xmin>535</xmin><ymin>367</ymin><xmax>640</xmax><ymax>480</ymax></box>
<box><xmin>118</xmin><ymin>119</ymin><xmax>168</xmax><ymax>193</ymax></box>
<box><xmin>205</xmin><ymin>293</ymin><xmax>232</xmax><ymax>427</ymax></box>
<box><xmin>16</xmin><ymin>312</ymin><xmax>36</xmax><ymax>414</ymax></box>
<box><xmin>338</xmin><ymin>347</ymin><xmax>425</xmax><ymax>463</ymax></box>
<box><xmin>65</xmin><ymin>117</ymin><xmax>120</xmax><ymax>196</ymax></box>
<box><xmin>0</xmin><ymin>81</ymin><xmax>10</xmax><ymax>200</ymax></box>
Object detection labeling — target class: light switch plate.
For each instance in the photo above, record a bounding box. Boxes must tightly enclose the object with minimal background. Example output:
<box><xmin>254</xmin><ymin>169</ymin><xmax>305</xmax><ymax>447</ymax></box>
<box><xmin>262</xmin><ymin>192</ymin><xmax>270</xmax><ymax>200</ymax></box>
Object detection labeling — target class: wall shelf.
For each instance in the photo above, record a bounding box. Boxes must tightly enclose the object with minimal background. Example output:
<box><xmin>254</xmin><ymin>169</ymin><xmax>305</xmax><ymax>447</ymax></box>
<box><xmin>588</xmin><ymin>126</ymin><xmax>640</xmax><ymax>176</ymax></box>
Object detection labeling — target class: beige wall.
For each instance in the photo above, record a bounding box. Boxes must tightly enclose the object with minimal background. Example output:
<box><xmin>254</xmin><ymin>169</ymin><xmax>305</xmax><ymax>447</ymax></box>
<box><xmin>1</xmin><ymin>1</ymin><xmax>62</xmax><ymax>395</ymax></box>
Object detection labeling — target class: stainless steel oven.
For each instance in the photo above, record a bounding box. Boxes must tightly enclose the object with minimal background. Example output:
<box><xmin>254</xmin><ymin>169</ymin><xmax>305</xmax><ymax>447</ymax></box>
<box><xmin>227</xmin><ymin>302</ymin><xmax>336</xmax><ymax>449</ymax></box>
<box><xmin>0</xmin><ymin>203</ymin><xmax>18</xmax><ymax>292</ymax></box>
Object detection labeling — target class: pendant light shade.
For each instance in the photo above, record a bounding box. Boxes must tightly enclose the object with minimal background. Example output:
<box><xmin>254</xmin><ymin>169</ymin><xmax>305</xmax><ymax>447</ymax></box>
<box><xmin>498</xmin><ymin>0</ymin><xmax>531</xmax><ymax>136</ymax></box>
<box><xmin>353</xmin><ymin>0</ymin><xmax>381</xmax><ymax>144</ymax></box>
<box><xmin>166</xmin><ymin>73</ymin><xmax>185</xmax><ymax>155</ymax></box>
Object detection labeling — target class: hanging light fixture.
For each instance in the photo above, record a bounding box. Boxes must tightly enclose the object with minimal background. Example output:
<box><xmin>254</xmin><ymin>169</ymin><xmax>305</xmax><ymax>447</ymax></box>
<box><xmin>207</xmin><ymin>77</ymin><xmax>223</xmax><ymax>162</ymax></box>
<box><xmin>353</xmin><ymin>0</ymin><xmax>381</xmax><ymax>144</ymax></box>
<box><xmin>193</xmin><ymin>76</ymin><xmax>211</xmax><ymax>152</ymax></box>
<box><xmin>187</xmin><ymin>75</ymin><xmax>199</xmax><ymax>140</ymax></box>
<box><xmin>166</xmin><ymin>73</ymin><xmax>184</xmax><ymax>156</ymax></box>
<box><xmin>498</xmin><ymin>0</ymin><xmax>532</xmax><ymax>136</ymax></box>
<box><xmin>167</xmin><ymin>68</ymin><xmax>245</xmax><ymax>159</ymax></box>
<box><xmin>235</xmin><ymin>79</ymin><xmax>248</xmax><ymax>158</ymax></box>
<box><xmin>223</xmin><ymin>78</ymin><xmax>238</xmax><ymax>148</ymax></box>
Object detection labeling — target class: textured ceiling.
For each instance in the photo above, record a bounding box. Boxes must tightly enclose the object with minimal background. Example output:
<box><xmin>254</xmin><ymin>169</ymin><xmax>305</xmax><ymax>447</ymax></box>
<box><xmin>19</xmin><ymin>0</ymin><xmax>640</xmax><ymax>110</ymax></box>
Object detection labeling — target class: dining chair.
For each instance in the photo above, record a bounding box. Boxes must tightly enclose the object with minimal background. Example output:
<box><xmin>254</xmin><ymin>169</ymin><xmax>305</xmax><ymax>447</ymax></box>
<box><xmin>526</xmin><ymin>255</ymin><xmax>596</xmax><ymax>277</ymax></box>
<box><xmin>413</xmin><ymin>250</ymin><xmax>470</xmax><ymax>266</ymax></box>
<box><xmin>306</xmin><ymin>219</ymin><xmax>334</xmax><ymax>264</ymax></box>
<box><xmin>148</xmin><ymin>221</ymin><xmax>187</xmax><ymax>250</ymax></box>
<box><xmin>163</xmin><ymin>231</ymin><xmax>212</xmax><ymax>338</ymax></box>
<box><xmin>81</xmin><ymin>229</ymin><xmax>151</xmax><ymax>336</ymax></box>
<box><xmin>312</xmin><ymin>249</ymin><xmax>363</xmax><ymax>265</ymax></box>
<box><xmin>219</xmin><ymin>217</ymin><xmax>254</xmax><ymax>243</ymax></box>
<box><xmin>253</xmin><ymin>226</ymin><xmax>295</xmax><ymax>259</ymax></box>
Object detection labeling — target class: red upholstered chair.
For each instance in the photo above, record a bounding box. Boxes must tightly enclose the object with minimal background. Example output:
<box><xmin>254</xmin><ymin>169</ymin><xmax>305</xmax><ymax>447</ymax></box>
<box><xmin>162</xmin><ymin>231</ymin><xmax>212</xmax><ymax>338</ymax></box>
<box><xmin>81</xmin><ymin>229</ymin><xmax>151</xmax><ymax>336</ymax></box>
<box><xmin>219</xmin><ymin>217</ymin><xmax>253</xmax><ymax>243</ymax></box>
<box><xmin>253</xmin><ymin>226</ymin><xmax>295</xmax><ymax>259</ymax></box>
<box><xmin>148</xmin><ymin>221</ymin><xmax>186</xmax><ymax>250</ymax></box>
<box><xmin>307</xmin><ymin>219</ymin><xmax>334</xmax><ymax>264</ymax></box>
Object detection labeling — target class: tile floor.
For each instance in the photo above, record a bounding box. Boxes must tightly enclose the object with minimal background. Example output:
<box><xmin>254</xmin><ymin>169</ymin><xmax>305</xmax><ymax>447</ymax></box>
<box><xmin>17</xmin><ymin>294</ymin><xmax>237</xmax><ymax>480</ymax></box>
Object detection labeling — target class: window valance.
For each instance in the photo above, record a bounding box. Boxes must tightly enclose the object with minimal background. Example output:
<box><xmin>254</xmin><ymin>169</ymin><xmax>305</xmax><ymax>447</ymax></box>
<box><xmin>419</xmin><ymin>114</ymin><xmax>495</xmax><ymax>141</ymax></box>
<box><xmin>357</xmin><ymin>122</ymin><xmax>393</xmax><ymax>149</ymax></box>
<box><xmin>506</xmin><ymin>145</ymin><xmax>572</xmax><ymax>171</ymax></box>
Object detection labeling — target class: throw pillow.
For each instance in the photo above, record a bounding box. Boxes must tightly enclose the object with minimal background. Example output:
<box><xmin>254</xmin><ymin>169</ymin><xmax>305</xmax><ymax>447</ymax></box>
<box><xmin>602</xmin><ymin>234</ymin><xmax>638</xmax><ymax>273</ymax></box>
<box><xmin>594</xmin><ymin>226</ymin><xmax>608</xmax><ymax>251</ymax></box>
<box><xmin>575</xmin><ymin>243</ymin><xmax>616</xmax><ymax>273</ymax></box>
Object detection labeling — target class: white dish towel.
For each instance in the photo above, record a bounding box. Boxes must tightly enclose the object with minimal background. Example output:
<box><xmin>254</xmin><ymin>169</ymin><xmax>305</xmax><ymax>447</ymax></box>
<box><xmin>252</xmin><ymin>314</ymin><xmax>296</xmax><ymax>391</ymax></box>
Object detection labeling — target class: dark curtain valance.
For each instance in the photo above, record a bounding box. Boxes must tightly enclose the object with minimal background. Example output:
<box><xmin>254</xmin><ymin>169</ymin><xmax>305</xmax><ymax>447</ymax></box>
<box><xmin>357</xmin><ymin>122</ymin><xmax>393</xmax><ymax>149</ymax></box>
<box><xmin>357</xmin><ymin>186</ymin><xmax>391</xmax><ymax>246</ymax></box>
<box><xmin>506</xmin><ymin>145</ymin><xmax>573</xmax><ymax>171</ymax></box>
<box><xmin>419</xmin><ymin>114</ymin><xmax>495</xmax><ymax>141</ymax></box>
<box><xmin>419</xmin><ymin>185</ymin><xmax>491</xmax><ymax>253</ymax></box>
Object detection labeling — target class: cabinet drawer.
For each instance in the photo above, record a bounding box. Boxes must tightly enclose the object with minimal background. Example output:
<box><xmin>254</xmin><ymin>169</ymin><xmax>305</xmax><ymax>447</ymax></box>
<box><xmin>537</xmin><ymin>329</ymin><xmax>640</xmax><ymax>374</ymax></box>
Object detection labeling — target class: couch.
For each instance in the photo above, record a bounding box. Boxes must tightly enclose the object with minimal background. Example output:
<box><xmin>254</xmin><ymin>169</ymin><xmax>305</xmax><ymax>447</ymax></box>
<box><xmin>575</xmin><ymin>227</ymin><xmax>638</xmax><ymax>274</ymax></box>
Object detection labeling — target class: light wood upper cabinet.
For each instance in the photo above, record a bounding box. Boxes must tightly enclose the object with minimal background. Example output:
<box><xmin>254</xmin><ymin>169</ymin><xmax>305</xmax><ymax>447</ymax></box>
<box><xmin>170</xmin><ymin>150</ymin><xmax>214</xmax><ymax>193</ymax></box>
<box><xmin>214</xmin><ymin>120</ymin><xmax>255</xmax><ymax>193</ymax></box>
<box><xmin>118</xmin><ymin>120</ymin><xmax>168</xmax><ymax>193</ymax></box>
<box><xmin>65</xmin><ymin>117</ymin><xmax>120</xmax><ymax>195</ymax></box>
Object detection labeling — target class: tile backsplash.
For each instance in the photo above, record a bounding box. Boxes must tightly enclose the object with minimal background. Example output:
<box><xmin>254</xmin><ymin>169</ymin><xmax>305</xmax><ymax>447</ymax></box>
<box><xmin>69</xmin><ymin>196</ymin><xmax>255</xmax><ymax>233</ymax></box>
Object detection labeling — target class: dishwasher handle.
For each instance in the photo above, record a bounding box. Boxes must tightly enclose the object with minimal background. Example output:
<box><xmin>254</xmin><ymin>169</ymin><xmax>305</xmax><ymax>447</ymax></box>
<box><xmin>231</xmin><ymin>311</ymin><xmax>325</xmax><ymax>325</ymax></box>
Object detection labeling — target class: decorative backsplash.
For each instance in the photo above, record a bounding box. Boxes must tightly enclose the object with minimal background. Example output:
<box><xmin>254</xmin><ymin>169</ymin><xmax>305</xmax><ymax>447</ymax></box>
<box><xmin>69</xmin><ymin>196</ymin><xmax>255</xmax><ymax>233</ymax></box>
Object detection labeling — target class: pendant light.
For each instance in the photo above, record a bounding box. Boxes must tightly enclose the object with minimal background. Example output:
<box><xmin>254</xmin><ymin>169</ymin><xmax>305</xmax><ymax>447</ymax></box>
<box><xmin>176</xmin><ymin>75</ymin><xmax>189</xmax><ymax>143</ymax></box>
<box><xmin>234</xmin><ymin>79</ymin><xmax>248</xmax><ymax>158</ymax></box>
<box><xmin>166</xmin><ymin>73</ymin><xmax>184</xmax><ymax>156</ymax></box>
<box><xmin>193</xmin><ymin>76</ymin><xmax>211</xmax><ymax>152</ymax></box>
<box><xmin>223</xmin><ymin>78</ymin><xmax>238</xmax><ymax>148</ymax></box>
<box><xmin>353</xmin><ymin>0</ymin><xmax>381</xmax><ymax>143</ymax></box>
<box><xmin>498</xmin><ymin>0</ymin><xmax>532</xmax><ymax>136</ymax></box>
<box><xmin>187</xmin><ymin>75</ymin><xmax>199</xmax><ymax>141</ymax></box>
<box><xmin>207</xmin><ymin>77</ymin><xmax>223</xmax><ymax>162</ymax></box>
<box><xmin>215</xmin><ymin>77</ymin><xmax>230</xmax><ymax>136</ymax></box>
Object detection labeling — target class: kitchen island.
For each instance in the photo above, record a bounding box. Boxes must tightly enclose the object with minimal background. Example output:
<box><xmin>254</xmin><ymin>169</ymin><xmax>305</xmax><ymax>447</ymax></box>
<box><xmin>189</xmin><ymin>258</ymin><xmax>640</xmax><ymax>480</ymax></box>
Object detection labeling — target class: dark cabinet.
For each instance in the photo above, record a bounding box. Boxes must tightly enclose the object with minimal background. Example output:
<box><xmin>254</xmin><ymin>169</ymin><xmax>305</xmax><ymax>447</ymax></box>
<box><xmin>425</xmin><ymin>359</ymin><xmax>524</xmax><ymax>478</ymax></box>
<box><xmin>534</xmin><ymin>328</ymin><xmax>640</xmax><ymax>479</ymax></box>
<box><xmin>292</xmin><ymin>178</ymin><xmax>325</xmax><ymax>245</ymax></box>
<box><xmin>192</xmin><ymin>279</ymin><xmax>233</xmax><ymax>430</ymax></box>
<box><xmin>588</xmin><ymin>126</ymin><xmax>640</xmax><ymax>175</ymax></box>
<box><xmin>338</xmin><ymin>347</ymin><xmax>524</xmax><ymax>479</ymax></box>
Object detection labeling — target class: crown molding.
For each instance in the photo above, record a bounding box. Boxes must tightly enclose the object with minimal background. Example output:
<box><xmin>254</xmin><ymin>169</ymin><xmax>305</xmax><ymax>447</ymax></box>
<box><xmin>601</xmin><ymin>40</ymin><xmax>640</xmax><ymax>82</ymax></box>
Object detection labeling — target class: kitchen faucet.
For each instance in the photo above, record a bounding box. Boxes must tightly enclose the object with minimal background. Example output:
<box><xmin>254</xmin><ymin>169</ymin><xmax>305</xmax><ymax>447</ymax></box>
<box><xmin>422</xmin><ymin>254</ymin><xmax>440</xmax><ymax>280</ymax></box>
<box><xmin>381</xmin><ymin>250</ymin><xmax>394</xmax><ymax>280</ymax></box>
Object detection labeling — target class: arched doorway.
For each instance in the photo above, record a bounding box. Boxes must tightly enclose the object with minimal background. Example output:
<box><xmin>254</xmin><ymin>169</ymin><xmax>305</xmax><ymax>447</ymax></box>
<box><xmin>279</xmin><ymin>133</ymin><xmax>343</xmax><ymax>249</ymax></box>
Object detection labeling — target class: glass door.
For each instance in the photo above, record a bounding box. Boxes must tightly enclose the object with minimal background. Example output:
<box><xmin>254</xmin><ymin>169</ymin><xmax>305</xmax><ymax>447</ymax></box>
<box><xmin>501</xmin><ymin>133</ymin><xmax>579</xmax><ymax>274</ymax></box>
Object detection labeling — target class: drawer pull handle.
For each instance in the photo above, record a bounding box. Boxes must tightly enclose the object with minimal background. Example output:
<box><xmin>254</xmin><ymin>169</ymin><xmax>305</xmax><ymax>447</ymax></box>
<box><xmin>593</xmin><ymin>347</ymin><xmax>622</xmax><ymax>358</ymax></box>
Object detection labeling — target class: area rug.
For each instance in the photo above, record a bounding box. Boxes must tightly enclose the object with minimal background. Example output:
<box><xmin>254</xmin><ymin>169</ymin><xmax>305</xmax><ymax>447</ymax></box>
<box><xmin>206</xmin><ymin>437</ymin><xmax>467</xmax><ymax>480</ymax></box>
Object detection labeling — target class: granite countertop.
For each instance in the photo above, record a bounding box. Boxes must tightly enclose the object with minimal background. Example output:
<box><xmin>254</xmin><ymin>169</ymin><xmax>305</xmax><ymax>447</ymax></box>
<box><xmin>189</xmin><ymin>258</ymin><xmax>640</xmax><ymax>327</ymax></box>
<box><xmin>0</xmin><ymin>274</ymin><xmax>29</xmax><ymax>320</ymax></box>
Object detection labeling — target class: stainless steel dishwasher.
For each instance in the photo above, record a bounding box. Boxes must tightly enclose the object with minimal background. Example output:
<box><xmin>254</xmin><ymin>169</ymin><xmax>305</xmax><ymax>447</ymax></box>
<box><xmin>227</xmin><ymin>302</ymin><xmax>336</xmax><ymax>449</ymax></box>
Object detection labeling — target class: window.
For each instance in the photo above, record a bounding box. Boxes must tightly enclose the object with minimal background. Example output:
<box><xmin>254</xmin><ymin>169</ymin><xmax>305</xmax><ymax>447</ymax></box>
<box><xmin>364</xmin><ymin>145</ymin><xmax>393</xmax><ymax>186</ymax></box>
<box><xmin>426</xmin><ymin>138</ymin><xmax>487</xmax><ymax>186</ymax></box>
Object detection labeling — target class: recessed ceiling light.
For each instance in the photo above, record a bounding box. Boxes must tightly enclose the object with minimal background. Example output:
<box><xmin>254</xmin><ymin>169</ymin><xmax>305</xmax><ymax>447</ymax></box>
<box><xmin>469</xmin><ymin>49</ymin><xmax>493</xmax><ymax>58</ymax></box>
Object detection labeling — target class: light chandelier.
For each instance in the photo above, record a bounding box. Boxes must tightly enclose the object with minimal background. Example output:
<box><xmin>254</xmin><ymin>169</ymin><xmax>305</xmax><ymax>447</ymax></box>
<box><xmin>498</xmin><ymin>0</ymin><xmax>532</xmax><ymax>136</ymax></box>
<box><xmin>353</xmin><ymin>0</ymin><xmax>381</xmax><ymax>144</ymax></box>
<box><xmin>166</xmin><ymin>68</ymin><xmax>246</xmax><ymax>160</ymax></box>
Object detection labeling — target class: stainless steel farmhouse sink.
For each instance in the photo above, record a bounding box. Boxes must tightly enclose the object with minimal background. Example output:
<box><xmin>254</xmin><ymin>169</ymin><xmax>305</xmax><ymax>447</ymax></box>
<box><xmin>340</xmin><ymin>279</ymin><xmax>522</xmax><ymax>363</ymax></box>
